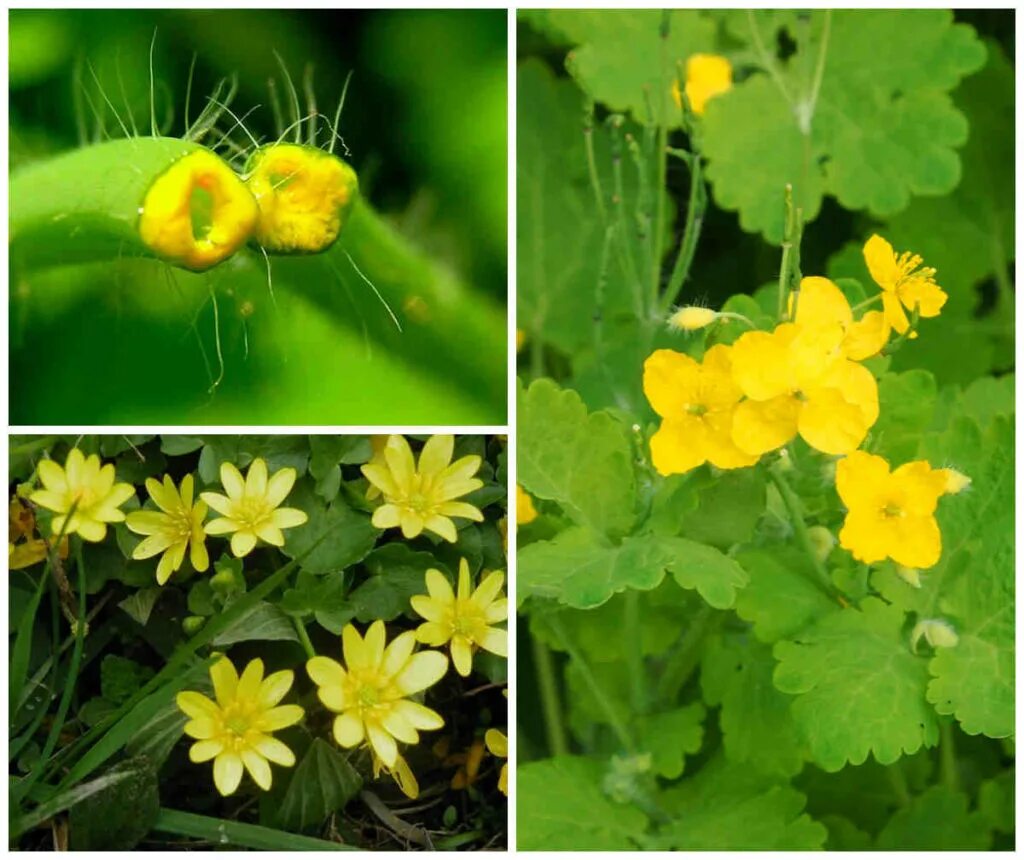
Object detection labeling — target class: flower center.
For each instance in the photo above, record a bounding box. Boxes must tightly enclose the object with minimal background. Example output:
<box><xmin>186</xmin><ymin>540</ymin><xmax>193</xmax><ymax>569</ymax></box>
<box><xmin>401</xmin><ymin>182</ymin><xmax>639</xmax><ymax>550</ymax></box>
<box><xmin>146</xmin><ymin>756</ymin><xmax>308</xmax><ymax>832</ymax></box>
<box><xmin>236</xmin><ymin>496</ymin><xmax>273</xmax><ymax>528</ymax></box>
<box><xmin>881</xmin><ymin>502</ymin><xmax>904</xmax><ymax>519</ymax></box>
<box><xmin>685</xmin><ymin>403</ymin><xmax>708</xmax><ymax>417</ymax></box>
<box><xmin>220</xmin><ymin>701</ymin><xmax>257</xmax><ymax>741</ymax></box>
<box><xmin>71</xmin><ymin>487</ymin><xmax>98</xmax><ymax>509</ymax></box>
<box><xmin>894</xmin><ymin>251</ymin><xmax>937</xmax><ymax>294</ymax></box>
<box><xmin>451</xmin><ymin>602</ymin><xmax>486</xmax><ymax>641</ymax></box>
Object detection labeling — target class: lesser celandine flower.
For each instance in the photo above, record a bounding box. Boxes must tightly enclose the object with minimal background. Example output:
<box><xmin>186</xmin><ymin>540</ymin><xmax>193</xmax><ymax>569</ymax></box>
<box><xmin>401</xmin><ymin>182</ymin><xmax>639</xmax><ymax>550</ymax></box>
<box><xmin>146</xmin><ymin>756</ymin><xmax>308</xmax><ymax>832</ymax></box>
<box><xmin>177</xmin><ymin>656</ymin><xmax>304</xmax><ymax>796</ymax></box>
<box><xmin>643</xmin><ymin>345</ymin><xmax>759</xmax><ymax>475</ymax></box>
<box><xmin>672</xmin><ymin>53</ymin><xmax>732</xmax><ymax>115</ymax></box>
<box><xmin>835</xmin><ymin>450</ymin><xmax>963</xmax><ymax>569</ymax></box>
<box><xmin>126</xmin><ymin>474</ymin><xmax>209</xmax><ymax>585</ymax></box>
<box><xmin>372</xmin><ymin>751</ymin><xmax>419</xmax><ymax>799</ymax></box>
<box><xmin>729</xmin><ymin>322</ymin><xmax>879</xmax><ymax>456</ymax></box>
<box><xmin>517</xmin><ymin>485</ymin><xmax>538</xmax><ymax>525</ymax></box>
<box><xmin>30</xmin><ymin>448</ymin><xmax>134</xmax><ymax>542</ymax></box>
<box><xmin>307</xmin><ymin>621</ymin><xmax>448</xmax><ymax>768</ymax></box>
<box><xmin>200</xmin><ymin>458</ymin><xmax>308</xmax><ymax>558</ymax></box>
<box><xmin>361</xmin><ymin>435</ymin><xmax>484</xmax><ymax>542</ymax></box>
<box><xmin>485</xmin><ymin>728</ymin><xmax>508</xmax><ymax>796</ymax></box>
<box><xmin>863</xmin><ymin>234</ymin><xmax>947</xmax><ymax>336</ymax></box>
<box><xmin>411</xmin><ymin>558</ymin><xmax>508</xmax><ymax>677</ymax></box>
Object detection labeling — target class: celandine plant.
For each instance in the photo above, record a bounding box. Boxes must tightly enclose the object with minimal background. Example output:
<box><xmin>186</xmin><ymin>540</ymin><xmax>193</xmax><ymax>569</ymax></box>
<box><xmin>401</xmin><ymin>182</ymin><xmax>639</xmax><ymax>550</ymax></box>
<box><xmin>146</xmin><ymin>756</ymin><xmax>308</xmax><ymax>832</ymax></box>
<box><xmin>517</xmin><ymin>8</ymin><xmax>1013</xmax><ymax>851</ymax></box>
<box><xmin>9</xmin><ymin>434</ymin><xmax>508</xmax><ymax>850</ymax></box>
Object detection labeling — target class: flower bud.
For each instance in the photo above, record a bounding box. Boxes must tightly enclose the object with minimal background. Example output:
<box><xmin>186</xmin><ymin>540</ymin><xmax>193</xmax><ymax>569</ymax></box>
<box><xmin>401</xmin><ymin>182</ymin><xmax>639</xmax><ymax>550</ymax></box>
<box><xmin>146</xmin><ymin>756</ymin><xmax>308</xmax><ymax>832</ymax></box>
<box><xmin>183</xmin><ymin>615</ymin><xmax>206</xmax><ymax>636</ymax></box>
<box><xmin>806</xmin><ymin>525</ymin><xmax>835</xmax><ymax>562</ymax></box>
<box><xmin>940</xmin><ymin>468</ymin><xmax>971</xmax><ymax>495</ymax></box>
<box><xmin>896</xmin><ymin>565</ymin><xmax>922</xmax><ymax>588</ymax></box>
<box><xmin>911</xmin><ymin>618</ymin><xmax>959</xmax><ymax>653</ymax></box>
<box><xmin>668</xmin><ymin>306</ymin><xmax>717</xmax><ymax>331</ymax></box>
<box><xmin>210</xmin><ymin>567</ymin><xmax>242</xmax><ymax>594</ymax></box>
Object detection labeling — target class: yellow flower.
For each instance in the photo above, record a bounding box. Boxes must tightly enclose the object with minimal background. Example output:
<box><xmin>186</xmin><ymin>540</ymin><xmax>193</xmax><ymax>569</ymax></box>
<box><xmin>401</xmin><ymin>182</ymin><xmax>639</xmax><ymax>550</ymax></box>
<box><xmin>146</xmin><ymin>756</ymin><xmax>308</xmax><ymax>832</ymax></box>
<box><xmin>517</xmin><ymin>485</ymin><xmax>538</xmax><ymax>525</ymax></box>
<box><xmin>30</xmin><ymin>448</ymin><xmax>135</xmax><ymax>542</ymax></box>
<box><xmin>200</xmin><ymin>458</ymin><xmax>308</xmax><ymax>558</ymax></box>
<box><xmin>364</xmin><ymin>435</ymin><xmax>389</xmax><ymax>501</ymax></box>
<box><xmin>729</xmin><ymin>323</ymin><xmax>879</xmax><ymax>456</ymax></box>
<box><xmin>410</xmin><ymin>558</ymin><xmax>508</xmax><ymax>676</ymax></box>
<box><xmin>126</xmin><ymin>474</ymin><xmax>209</xmax><ymax>585</ymax></box>
<box><xmin>672</xmin><ymin>53</ymin><xmax>732</xmax><ymax>116</ymax></box>
<box><xmin>9</xmin><ymin>496</ymin><xmax>68</xmax><ymax>570</ymax></box>
<box><xmin>643</xmin><ymin>345</ymin><xmax>760</xmax><ymax>475</ymax></box>
<box><xmin>176</xmin><ymin>656</ymin><xmax>304</xmax><ymax>796</ymax></box>
<box><xmin>863</xmin><ymin>234</ymin><xmax>947</xmax><ymax>336</ymax></box>
<box><xmin>835</xmin><ymin>450</ymin><xmax>957</xmax><ymax>569</ymax></box>
<box><xmin>450</xmin><ymin>738</ymin><xmax>487</xmax><ymax>790</ymax></box>
<box><xmin>790</xmin><ymin>276</ymin><xmax>889</xmax><ymax>361</ymax></box>
<box><xmin>307</xmin><ymin>621</ymin><xmax>448</xmax><ymax>769</ymax></box>
<box><xmin>371</xmin><ymin>751</ymin><xmax>420</xmax><ymax>799</ymax></box>
<box><xmin>361</xmin><ymin>435</ymin><xmax>484</xmax><ymax>542</ymax></box>
<box><xmin>485</xmin><ymin>728</ymin><xmax>508</xmax><ymax>796</ymax></box>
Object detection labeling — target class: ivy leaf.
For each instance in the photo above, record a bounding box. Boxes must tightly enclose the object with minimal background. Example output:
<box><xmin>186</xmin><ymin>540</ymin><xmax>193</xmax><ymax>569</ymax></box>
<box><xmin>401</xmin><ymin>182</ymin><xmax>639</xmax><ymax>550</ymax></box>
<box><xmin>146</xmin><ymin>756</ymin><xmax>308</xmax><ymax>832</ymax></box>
<box><xmin>517</xmin><ymin>756</ymin><xmax>648</xmax><ymax>850</ymax></box>
<box><xmin>734</xmin><ymin>547</ymin><xmax>839</xmax><ymax>643</ymax></box>
<box><xmin>637</xmin><ymin>703</ymin><xmax>705</xmax><ymax>779</ymax></box>
<box><xmin>875</xmin><ymin>786</ymin><xmax>992</xmax><ymax>849</ymax></box>
<box><xmin>701</xmin><ymin>631</ymin><xmax>806</xmax><ymax>777</ymax></box>
<box><xmin>276</xmin><ymin>739</ymin><xmax>362</xmax><ymax>832</ymax></box>
<box><xmin>653</xmin><ymin>756</ymin><xmax>826</xmax><ymax>849</ymax></box>
<box><xmin>773</xmin><ymin>597</ymin><xmax>939</xmax><ymax>771</ymax></box>
<box><xmin>517</xmin><ymin>378</ymin><xmax>636</xmax><ymax>538</ymax></box>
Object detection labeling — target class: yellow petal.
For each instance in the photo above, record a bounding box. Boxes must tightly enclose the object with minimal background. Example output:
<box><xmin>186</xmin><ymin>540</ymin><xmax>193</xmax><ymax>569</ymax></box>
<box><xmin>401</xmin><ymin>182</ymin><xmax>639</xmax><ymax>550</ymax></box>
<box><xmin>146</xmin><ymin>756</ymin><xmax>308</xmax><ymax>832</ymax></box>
<box><xmin>219</xmin><ymin>461</ymin><xmax>246</xmax><ymax>501</ymax></box>
<box><xmin>835</xmin><ymin>450</ymin><xmax>892</xmax><ymax>512</ymax></box>
<box><xmin>259</xmin><ymin>704</ymin><xmax>304</xmax><ymax>731</ymax></box>
<box><xmin>245</xmin><ymin>458</ymin><xmax>269</xmax><ymax>499</ymax></box>
<box><xmin>213</xmin><ymin>751</ymin><xmax>244</xmax><ymax>796</ymax></box>
<box><xmin>393</xmin><ymin>699</ymin><xmax>444</xmax><ymax>731</ymax></box>
<box><xmin>241</xmin><ymin>749</ymin><xmax>273</xmax><ymax>791</ymax></box>
<box><xmin>473</xmin><ymin>570</ymin><xmax>505</xmax><ymax>608</ymax></box>
<box><xmin>890</xmin><ymin>515</ymin><xmax>942</xmax><ymax>569</ymax></box>
<box><xmin>265</xmin><ymin>467</ymin><xmax>298</xmax><ymax>508</ymax></box>
<box><xmin>342</xmin><ymin>624</ymin><xmax>368</xmax><ymax>670</ymax></box>
<box><xmin>189</xmin><ymin>739</ymin><xmax>224</xmax><ymax>762</ymax></box>
<box><xmin>451</xmin><ymin>635</ymin><xmax>474</xmax><ymax>676</ymax></box>
<box><xmin>382</xmin><ymin>630</ymin><xmax>417</xmax><ymax>678</ymax></box>
<box><xmin>177</xmin><ymin>691</ymin><xmax>219</xmax><ymax>720</ymax></box>
<box><xmin>381</xmin><ymin>708</ymin><xmax>420</xmax><ymax>745</ymax></box>
<box><xmin>415</xmin><ymin>621</ymin><xmax>452</xmax><ymax>647</ymax></box>
<box><xmin>252</xmin><ymin>734</ymin><xmax>296</xmax><ymax>766</ymax></box>
<box><xmin>367</xmin><ymin>722</ymin><xmax>398</xmax><ymax>768</ymax></box>
<box><xmin>424</xmin><ymin>514</ymin><xmax>458</xmax><ymax>543</ymax></box>
<box><xmin>794</xmin><ymin>276</ymin><xmax>853</xmax><ymax>331</ymax></box>
<box><xmin>36</xmin><ymin>459</ymin><xmax>67</xmax><ymax>493</ymax></box>
<box><xmin>843</xmin><ymin>310</ymin><xmax>889</xmax><ymax>360</ymax></box>
<box><xmin>395</xmin><ymin>650</ymin><xmax>448</xmax><ymax>695</ymax></box>
<box><xmin>230</xmin><ymin>530</ymin><xmax>258</xmax><ymax>558</ymax></box>
<box><xmin>307</xmin><ymin>656</ymin><xmax>346</xmax><ymax>687</ymax></box>
<box><xmin>891</xmin><ymin>461</ymin><xmax>948</xmax><ymax>517</ymax></box>
<box><xmin>863</xmin><ymin>234</ymin><xmax>899</xmax><ymax>290</ymax></box>
<box><xmin>838</xmin><ymin>509</ymin><xmax>895</xmax><ymax>564</ymax></box>
<box><xmin>384</xmin><ymin>435</ymin><xmax>416</xmax><ymax>490</ymax></box>
<box><xmin>258</xmin><ymin>670</ymin><xmax>294</xmax><ymax>709</ymax></box>
<box><xmin>477</xmin><ymin>627</ymin><xmax>508</xmax><ymax>658</ymax></box>
<box><xmin>730</xmin><ymin>328</ymin><xmax>795</xmax><ymax>401</ymax></box>
<box><xmin>418</xmin><ymin>435</ymin><xmax>455</xmax><ymax>478</ymax></box>
<box><xmin>237</xmin><ymin>658</ymin><xmax>265</xmax><ymax>702</ymax></box>
<box><xmin>333</xmin><ymin>712</ymin><xmax>365</xmax><ymax>747</ymax></box>
<box><xmin>371</xmin><ymin>504</ymin><xmax>401</xmax><ymax>529</ymax></box>
<box><xmin>731</xmin><ymin>395</ymin><xmax>800</xmax><ymax>456</ymax></box>
<box><xmin>457</xmin><ymin>558</ymin><xmax>472</xmax><ymax>601</ymax></box>
<box><xmin>270</xmin><ymin>507</ymin><xmax>307</xmax><ymax>529</ymax></box>
<box><xmin>210</xmin><ymin>656</ymin><xmax>239</xmax><ymax>707</ymax></box>
<box><xmin>642</xmin><ymin>349</ymin><xmax>702</xmax><ymax>418</ymax></box>
<box><xmin>649</xmin><ymin>416</ymin><xmax>707</xmax><ymax>476</ymax></box>
<box><xmin>410</xmin><ymin>595</ymin><xmax>445</xmax><ymax>624</ymax></box>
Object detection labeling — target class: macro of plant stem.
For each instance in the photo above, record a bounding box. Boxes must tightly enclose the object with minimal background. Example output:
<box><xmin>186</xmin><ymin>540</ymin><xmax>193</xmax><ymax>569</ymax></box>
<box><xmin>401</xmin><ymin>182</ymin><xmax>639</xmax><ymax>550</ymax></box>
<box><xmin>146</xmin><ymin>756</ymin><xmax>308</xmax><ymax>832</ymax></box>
<box><xmin>517</xmin><ymin>8</ymin><xmax>1013</xmax><ymax>851</ymax></box>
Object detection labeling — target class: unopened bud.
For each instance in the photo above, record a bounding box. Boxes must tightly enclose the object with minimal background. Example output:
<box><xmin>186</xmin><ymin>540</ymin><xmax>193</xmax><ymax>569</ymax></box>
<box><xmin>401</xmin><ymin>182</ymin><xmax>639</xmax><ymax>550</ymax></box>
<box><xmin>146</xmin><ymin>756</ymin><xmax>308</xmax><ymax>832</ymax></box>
<box><xmin>806</xmin><ymin>525</ymin><xmax>835</xmax><ymax>562</ymax></box>
<box><xmin>911</xmin><ymin>618</ymin><xmax>959</xmax><ymax>653</ymax></box>
<box><xmin>940</xmin><ymin>468</ymin><xmax>971</xmax><ymax>495</ymax></box>
<box><xmin>210</xmin><ymin>568</ymin><xmax>242</xmax><ymax>594</ymax></box>
<box><xmin>896</xmin><ymin>565</ymin><xmax>922</xmax><ymax>588</ymax></box>
<box><xmin>668</xmin><ymin>306</ymin><xmax>717</xmax><ymax>332</ymax></box>
<box><xmin>183</xmin><ymin>615</ymin><xmax>206</xmax><ymax>636</ymax></box>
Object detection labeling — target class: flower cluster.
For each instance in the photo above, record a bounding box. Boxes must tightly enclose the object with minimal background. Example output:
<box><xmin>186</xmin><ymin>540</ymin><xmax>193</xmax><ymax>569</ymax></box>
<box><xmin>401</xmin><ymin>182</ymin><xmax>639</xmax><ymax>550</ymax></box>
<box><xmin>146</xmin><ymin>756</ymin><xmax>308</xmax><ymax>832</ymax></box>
<box><xmin>645</xmin><ymin>235</ymin><xmax>966</xmax><ymax>574</ymax></box>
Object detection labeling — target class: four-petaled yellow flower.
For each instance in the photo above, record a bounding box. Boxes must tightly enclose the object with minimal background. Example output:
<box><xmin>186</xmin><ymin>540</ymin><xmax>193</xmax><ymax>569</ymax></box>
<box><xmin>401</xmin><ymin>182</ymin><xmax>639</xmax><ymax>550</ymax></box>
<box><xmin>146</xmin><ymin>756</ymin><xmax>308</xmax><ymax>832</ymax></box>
<box><xmin>730</xmin><ymin>321</ymin><xmax>879</xmax><ymax>457</ymax></box>
<box><xmin>643</xmin><ymin>345</ymin><xmax>759</xmax><ymax>475</ymax></box>
<box><xmin>485</xmin><ymin>728</ymin><xmax>509</xmax><ymax>796</ymax></box>
<box><xmin>411</xmin><ymin>558</ymin><xmax>508</xmax><ymax>677</ymax></box>
<box><xmin>177</xmin><ymin>656</ymin><xmax>304</xmax><ymax>796</ymax></box>
<box><xmin>863</xmin><ymin>234</ymin><xmax>947</xmax><ymax>337</ymax></box>
<box><xmin>126</xmin><ymin>474</ymin><xmax>209</xmax><ymax>585</ymax></box>
<box><xmin>791</xmin><ymin>276</ymin><xmax>889</xmax><ymax>361</ymax></box>
<box><xmin>200</xmin><ymin>458</ymin><xmax>308</xmax><ymax>558</ymax></box>
<box><xmin>307</xmin><ymin>621</ymin><xmax>448</xmax><ymax>769</ymax></box>
<box><xmin>517</xmin><ymin>485</ymin><xmax>538</xmax><ymax>525</ymax></box>
<box><xmin>30</xmin><ymin>448</ymin><xmax>134</xmax><ymax>543</ymax></box>
<box><xmin>361</xmin><ymin>435</ymin><xmax>484</xmax><ymax>542</ymax></box>
<box><xmin>835</xmin><ymin>450</ymin><xmax>961</xmax><ymax>569</ymax></box>
<box><xmin>672</xmin><ymin>53</ymin><xmax>733</xmax><ymax>116</ymax></box>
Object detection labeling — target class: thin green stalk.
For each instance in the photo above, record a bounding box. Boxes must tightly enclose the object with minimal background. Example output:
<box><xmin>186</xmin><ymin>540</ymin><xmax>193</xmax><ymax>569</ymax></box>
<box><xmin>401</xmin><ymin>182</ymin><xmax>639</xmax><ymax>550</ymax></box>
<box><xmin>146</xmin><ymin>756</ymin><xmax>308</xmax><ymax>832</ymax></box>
<box><xmin>769</xmin><ymin>464</ymin><xmax>838</xmax><ymax>602</ymax></box>
<box><xmin>550</xmin><ymin>616</ymin><xmax>635</xmax><ymax>752</ymax></box>
<box><xmin>624</xmin><ymin>592</ymin><xmax>648</xmax><ymax>715</ymax></box>
<box><xmin>154</xmin><ymin>808</ymin><xmax>356</xmax><ymax>851</ymax></box>
<box><xmin>293</xmin><ymin>616</ymin><xmax>316</xmax><ymax>659</ymax></box>
<box><xmin>661</xmin><ymin>151</ymin><xmax>706</xmax><ymax>314</ymax></box>
<box><xmin>777</xmin><ymin>185</ymin><xmax>798</xmax><ymax>321</ymax></box>
<box><xmin>887</xmin><ymin>761</ymin><xmax>911</xmax><ymax>807</ymax></box>
<box><xmin>583</xmin><ymin>103</ymin><xmax>608</xmax><ymax>225</ymax></box>
<box><xmin>940</xmin><ymin>720</ymin><xmax>960</xmax><ymax>792</ymax></box>
<box><xmin>851</xmin><ymin>294</ymin><xmax>883</xmax><ymax>314</ymax></box>
<box><xmin>650</xmin><ymin>105</ymin><xmax>669</xmax><ymax>319</ymax></box>
<box><xmin>532</xmin><ymin>634</ymin><xmax>568</xmax><ymax>757</ymax></box>
<box><xmin>656</xmin><ymin>605</ymin><xmax>719</xmax><ymax>704</ymax></box>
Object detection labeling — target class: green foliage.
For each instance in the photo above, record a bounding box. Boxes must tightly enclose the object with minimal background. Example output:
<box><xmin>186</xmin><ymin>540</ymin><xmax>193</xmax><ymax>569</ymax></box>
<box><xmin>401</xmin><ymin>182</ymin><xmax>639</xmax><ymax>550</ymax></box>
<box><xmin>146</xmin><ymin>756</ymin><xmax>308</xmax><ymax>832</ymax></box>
<box><xmin>276</xmin><ymin>740</ymin><xmax>363</xmax><ymax>832</ymax></box>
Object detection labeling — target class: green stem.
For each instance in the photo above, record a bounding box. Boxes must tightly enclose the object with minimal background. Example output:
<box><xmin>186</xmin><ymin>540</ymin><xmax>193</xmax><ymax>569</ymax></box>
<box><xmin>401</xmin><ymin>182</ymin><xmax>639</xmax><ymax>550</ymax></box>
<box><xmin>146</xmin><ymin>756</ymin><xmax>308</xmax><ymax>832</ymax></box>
<box><xmin>656</xmin><ymin>605</ymin><xmax>719</xmax><ymax>704</ymax></box>
<box><xmin>777</xmin><ymin>185</ymin><xmax>798</xmax><ymax>321</ymax></box>
<box><xmin>851</xmin><ymin>294</ymin><xmax>883</xmax><ymax>314</ymax></box>
<box><xmin>624</xmin><ymin>592</ymin><xmax>648</xmax><ymax>714</ymax></box>
<box><xmin>887</xmin><ymin>761</ymin><xmax>911</xmax><ymax>807</ymax></box>
<box><xmin>769</xmin><ymin>465</ymin><xmax>837</xmax><ymax>601</ymax></box>
<box><xmin>649</xmin><ymin>14</ymin><xmax>670</xmax><ymax>317</ymax></box>
<box><xmin>532</xmin><ymin>633</ymin><xmax>568</xmax><ymax>757</ymax></box>
<box><xmin>293</xmin><ymin>617</ymin><xmax>316</xmax><ymax>659</ymax></box>
<box><xmin>940</xmin><ymin>720</ymin><xmax>960</xmax><ymax>792</ymax></box>
<box><xmin>660</xmin><ymin>151</ymin><xmax>706</xmax><ymax>315</ymax></box>
<box><xmin>584</xmin><ymin>104</ymin><xmax>608</xmax><ymax>225</ymax></box>
<box><xmin>550</xmin><ymin>616</ymin><xmax>635</xmax><ymax>752</ymax></box>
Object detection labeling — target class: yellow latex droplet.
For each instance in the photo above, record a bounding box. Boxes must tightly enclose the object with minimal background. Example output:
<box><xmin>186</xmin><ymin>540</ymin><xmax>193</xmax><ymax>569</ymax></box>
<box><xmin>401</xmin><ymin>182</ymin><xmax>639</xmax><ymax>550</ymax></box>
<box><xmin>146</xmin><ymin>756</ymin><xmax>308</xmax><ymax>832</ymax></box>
<box><xmin>245</xmin><ymin>143</ymin><xmax>358</xmax><ymax>254</ymax></box>
<box><xmin>138</xmin><ymin>149</ymin><xmax>258</xmax><ymax>271</ymax></box>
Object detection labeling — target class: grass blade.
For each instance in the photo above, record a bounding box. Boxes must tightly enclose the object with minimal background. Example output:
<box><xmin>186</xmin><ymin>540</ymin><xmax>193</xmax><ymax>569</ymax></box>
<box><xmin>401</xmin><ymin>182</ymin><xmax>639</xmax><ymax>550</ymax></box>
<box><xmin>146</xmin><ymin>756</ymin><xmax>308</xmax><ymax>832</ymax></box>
<box><xmin>153</xmin><ymin>808</ymin><xmax>356</xmax><ymax>851</ymax></box>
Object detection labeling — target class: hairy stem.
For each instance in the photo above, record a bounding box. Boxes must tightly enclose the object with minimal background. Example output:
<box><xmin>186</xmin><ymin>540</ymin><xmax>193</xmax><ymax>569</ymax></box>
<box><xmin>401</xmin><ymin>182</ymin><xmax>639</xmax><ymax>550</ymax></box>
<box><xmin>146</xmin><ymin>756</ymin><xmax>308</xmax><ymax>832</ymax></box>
<box><xmin>532</xmin><ymin>633</ymin><xmax>568</xmax><ymax>757</ymax></box>
<box><xmin>656</xmin><ymin>605</ymin><xmax>720</xmax><ymax>705</ymax></box>
<box><xmin>769</xmin><ymin>464</ymin><xmax>838</xmax><ymax>602</ymax></box>
<box><xmin>940</xmin><ymin>720</ymin><xmax>960</xmax><ymax>792</ymax></box>
<box><xmin>624</xmin><ymin>591</ymin><xmax>648</xmax><ymax>715</ymax></box>
<box><xmin>661</xmin><ymin>151</ymin><xmax>707</xmax><ymax>315</ymax></box>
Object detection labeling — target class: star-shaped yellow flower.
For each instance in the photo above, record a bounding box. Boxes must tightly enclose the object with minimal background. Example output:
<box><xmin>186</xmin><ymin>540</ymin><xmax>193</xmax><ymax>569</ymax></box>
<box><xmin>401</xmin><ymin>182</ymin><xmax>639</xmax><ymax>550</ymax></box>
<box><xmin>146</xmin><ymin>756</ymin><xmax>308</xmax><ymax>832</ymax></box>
<box><xmin>200</xmin><ymin>458</ymin><xmax>308</xmax><ymax>558</ymax></box>
<box><xmin>729</xmin><ymin>322</ymin><xmax>879</xmax><ymax>456</ymax></box>
<box><xmin>177</xmin><ymin>656</ymin><xmax>304</xmax><ymax>796</ymax></box>
<box><xmin>835</xmin><ymin>450</ymin><xmax>960</xmax><ymax>569</ymax></box>
<box><xmin>306</xmin><ymin>621</ymin><xmax>448</xmax><ymax>769</ymax></box>
<box><xmin>126</xmin><ymin>474</ymin><xmax>209</xmax><ymax>585</ymax></box>
<box><xmin>30</xmin><ymin>448</ymin><xmax>135</xmax><ymax>542</ymax></box>
<box><xmin>643</xmin><ymin>345</ymin><xmax>760</xmax><ymax>475</ymax></box>
<box><xmin>863</xmin><ymin>234</ymin><xmax>947</xmax><ymax>336</ymax></box>
<box><xmin>411</xmin><ymin>558</ymin><xmax>508</xmax><ymax>676</ymax></box>
<box><xmin>361</xmin><ymin>435</ymin><xmax>484</xmax><ymax>542</ymax></box>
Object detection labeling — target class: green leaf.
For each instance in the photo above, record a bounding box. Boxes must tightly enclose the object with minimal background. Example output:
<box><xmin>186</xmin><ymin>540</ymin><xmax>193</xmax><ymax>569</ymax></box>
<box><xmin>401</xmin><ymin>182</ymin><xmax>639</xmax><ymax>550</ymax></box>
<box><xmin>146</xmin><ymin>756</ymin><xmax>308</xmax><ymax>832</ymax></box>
<box><xmin>701</xmin><ymin>631</ymin><xmax>806</xmax><ymax>777</ymax></box>
<box><xmin>517</xmin><ymin>378</ymin><xmax>636</xmax><ymax>537</ymax></box>
<box><xmin>100</xmin><ymin>655</ymin><xmax>155</xmax><ymax>706</ymax></box>
<box><xmin>978</xmin><ymin>769</ymin><xmax>1015</xmax><ymax>836</ymax></box>
<box><xmin>517</xmin><ymin>756</ymin><xmax>648</xmax><ymax>850</ymax></box>
<box><xmin>653</xmin><ymin>756</ymin><xmax>826</xmax><ymax>849</ymax></box>
<box><xmin>773</xmin><ymin>597</ymin><xmax>939</xmax><ymax>771</ymax></box>
<box><xmin>276</xmin><ymin>739</ymin><xmax>363</xmax><ymax>832</ymax></box>
<box><xmin>117</xmin><ymin>587</ymin><xmax>162</xmax><ymax>626</ymax></box>
<box><xmin>703</xmin><ymin>10</ymin><xmax>986</xmax><ymax>242</ymax></box>
<box><xmin>820</xmin><ymin>816</ymin><xmax>873</xmax><ymax>850</ymax></box>
<box><xmin>281</xmin><ymin>570</ymin><xmax>354</xmax><ymax>634</ymax></box>
<box><xmin>546</xmin><ymin>10</ymin><xmax>716</xmax><ymax>126</ymax></box>
<box><xmin>211</xmin><ymin>601</ymin><xmax>299</xmax><ymax>646</ymax></box>
<box><xmin>674</xmin><ymin>468</ymin><xmax>767</xmax><ymax>549</ymax></box>
<box><xmin>875</xmin><ymin>785</ymin><xmax>992</xmax><ymax>849</ymax></box>
<box><xmin>661</xmin><ymin>536</ymin><xmax>748</xmax><ymax>609</ymax></box>
<box><xmin>159</xmin><ymin>435</ymin><xmax>203</xmax><ymax>456</ymax></box>
<box><xmin>637</xmin><ymin>703</ymin><xmax>705</xmax><ymax>779</ymax></box>
<box><xmin>68</xmin><ymin>757</ymin><xmax>160</xmax><ymax>850</ymax></box>
<box><xmin>869</xmin><ymin>370</ymin><xmax>937</xmax><ymax>462</ymax></box>
<box><xmin>734</xmin><ymin>547</ymin><xmax>839</xmax><ymax>643</ymax></box>
<box><xmin>282</xmin><ymin>479</ymin><xmax>380</xmax><ymax>575</ymax></box>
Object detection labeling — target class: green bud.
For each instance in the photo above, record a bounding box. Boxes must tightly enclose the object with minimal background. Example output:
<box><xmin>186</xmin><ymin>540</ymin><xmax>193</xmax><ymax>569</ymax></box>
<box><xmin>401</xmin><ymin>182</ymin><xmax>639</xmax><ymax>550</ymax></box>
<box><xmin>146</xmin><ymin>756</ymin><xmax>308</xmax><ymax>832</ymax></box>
<box><xmin>182</xmin><ymin>615</ymin><xmax>206</xmax><ymax>636</ymax></box>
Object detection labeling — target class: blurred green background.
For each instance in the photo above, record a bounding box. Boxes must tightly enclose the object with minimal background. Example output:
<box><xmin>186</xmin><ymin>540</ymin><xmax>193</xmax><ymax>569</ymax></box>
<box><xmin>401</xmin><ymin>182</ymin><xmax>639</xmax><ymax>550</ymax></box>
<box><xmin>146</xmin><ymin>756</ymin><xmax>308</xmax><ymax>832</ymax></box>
<box><xmin>10</xmin><ymin>9</ymin><xmax>507</xmax><ymax>424</ymax></box>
